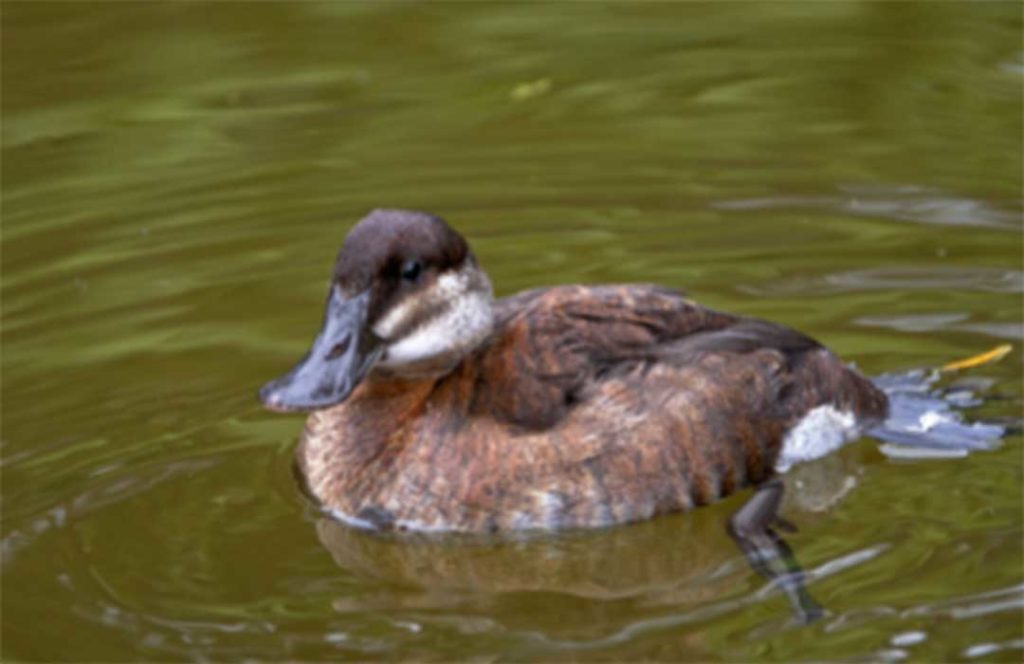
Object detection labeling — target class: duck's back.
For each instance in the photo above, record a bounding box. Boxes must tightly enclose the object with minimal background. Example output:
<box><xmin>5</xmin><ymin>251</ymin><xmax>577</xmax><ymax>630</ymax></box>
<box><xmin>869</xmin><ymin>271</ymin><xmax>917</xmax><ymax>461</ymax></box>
<box><xmin>300</xmin><ymin>285</ymin><xmax>887</xmax><ymax>532</ymax></box>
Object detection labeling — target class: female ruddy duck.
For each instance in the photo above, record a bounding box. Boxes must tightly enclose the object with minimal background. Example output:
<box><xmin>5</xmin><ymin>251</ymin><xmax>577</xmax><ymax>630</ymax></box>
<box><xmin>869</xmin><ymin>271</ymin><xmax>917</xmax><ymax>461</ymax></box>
<box><xmin>260</xmin><ymin>209</ymin><xmax>888</xmax><ymax>534</ymax></box>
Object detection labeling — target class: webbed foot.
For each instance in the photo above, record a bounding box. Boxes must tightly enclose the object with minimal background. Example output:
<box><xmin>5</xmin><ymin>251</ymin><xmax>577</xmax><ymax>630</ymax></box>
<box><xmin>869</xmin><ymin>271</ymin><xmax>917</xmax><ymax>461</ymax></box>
<box><xmin>727</xmin><ymin>477</ymin><xmax>824</xmax><ymax>623</ymax></box>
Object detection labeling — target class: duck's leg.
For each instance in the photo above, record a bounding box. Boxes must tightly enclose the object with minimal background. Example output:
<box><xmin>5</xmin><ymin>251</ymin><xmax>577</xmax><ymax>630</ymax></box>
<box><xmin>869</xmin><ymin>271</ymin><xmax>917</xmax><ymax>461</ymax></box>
<box><xmin>727</xmin><ymin>477</ymin><xmax>823</xmax><ymax>623</ymax></box>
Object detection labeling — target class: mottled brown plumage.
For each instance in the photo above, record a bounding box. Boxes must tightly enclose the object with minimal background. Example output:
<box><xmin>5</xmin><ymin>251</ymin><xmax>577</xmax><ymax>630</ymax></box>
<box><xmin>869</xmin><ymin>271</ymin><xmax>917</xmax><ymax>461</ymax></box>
<box><xmin>279</xmin><ymin>269</ymin><xmax>886</xmax><ymax>531</ymax></box>
<box><xmin>262</xmin><ymin>210</ymin><xmax>888</xmax><ymax>532</ymax></box>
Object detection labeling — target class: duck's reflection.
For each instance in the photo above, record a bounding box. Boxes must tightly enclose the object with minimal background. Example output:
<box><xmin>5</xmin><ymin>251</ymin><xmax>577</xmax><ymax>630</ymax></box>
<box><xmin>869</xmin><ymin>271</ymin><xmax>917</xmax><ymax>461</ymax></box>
<box><xmin>313</xmin><ymin>487</ymin><xmax>823</xmax><ymax>624</ymax></box>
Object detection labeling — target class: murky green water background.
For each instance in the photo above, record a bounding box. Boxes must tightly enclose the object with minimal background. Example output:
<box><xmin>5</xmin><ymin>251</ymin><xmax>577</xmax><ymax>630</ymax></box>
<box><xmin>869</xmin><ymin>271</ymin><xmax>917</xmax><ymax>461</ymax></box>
<box><xmin>3</xmin><ymin>3</ymin><xmax>1022</xmax><ymax>661</ymax></box>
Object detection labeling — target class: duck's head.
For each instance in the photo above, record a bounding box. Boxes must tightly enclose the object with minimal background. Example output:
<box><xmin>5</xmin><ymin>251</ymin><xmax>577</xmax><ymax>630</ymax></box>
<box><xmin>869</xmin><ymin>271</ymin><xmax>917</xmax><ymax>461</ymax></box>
<box><xmin>259</xmin><ymin>209</ymin><xmax>494</xmax><ymax>412</ymax></box>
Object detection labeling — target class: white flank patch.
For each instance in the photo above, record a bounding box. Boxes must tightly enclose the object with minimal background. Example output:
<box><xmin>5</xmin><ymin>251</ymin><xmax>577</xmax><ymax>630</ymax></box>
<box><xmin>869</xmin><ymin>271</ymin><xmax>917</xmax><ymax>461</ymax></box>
<box><xmin>375</xmin><ymin>266</ymin><xmax>493</xmax><ymax>369</ymax></box>
<box><xmin>775</xmin><ymin>405</ymin><xmax>859</xmax><ymax>473</ymax></box>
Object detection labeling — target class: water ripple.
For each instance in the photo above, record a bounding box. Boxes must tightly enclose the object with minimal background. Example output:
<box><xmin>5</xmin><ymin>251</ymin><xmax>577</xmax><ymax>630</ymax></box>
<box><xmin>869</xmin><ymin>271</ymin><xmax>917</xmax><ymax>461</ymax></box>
<box><xmin>741</xmin><ymin>266</ymin><xmax>1024</xmax><ymax>296</ymax></box>
<box><xmin>715</xmin><ymin>184</ymin><xmax>1022</xmax><ymax>231</ymax></box>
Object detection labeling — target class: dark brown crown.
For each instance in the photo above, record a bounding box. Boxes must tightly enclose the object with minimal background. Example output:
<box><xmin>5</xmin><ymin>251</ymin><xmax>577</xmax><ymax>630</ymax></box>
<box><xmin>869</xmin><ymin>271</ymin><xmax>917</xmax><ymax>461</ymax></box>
<box><xmin>333</xmin><ymin>209</ymin><xmax>469</xmax><ymax>294</ymax></box>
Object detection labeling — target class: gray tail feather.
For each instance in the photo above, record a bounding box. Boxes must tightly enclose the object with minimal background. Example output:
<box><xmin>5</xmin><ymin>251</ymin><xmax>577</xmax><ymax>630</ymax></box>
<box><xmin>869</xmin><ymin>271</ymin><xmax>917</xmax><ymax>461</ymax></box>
<box><xmin>866</xmin><ymin>369</ymin><xmax>1007</xmax><ymax>459</ymax></box>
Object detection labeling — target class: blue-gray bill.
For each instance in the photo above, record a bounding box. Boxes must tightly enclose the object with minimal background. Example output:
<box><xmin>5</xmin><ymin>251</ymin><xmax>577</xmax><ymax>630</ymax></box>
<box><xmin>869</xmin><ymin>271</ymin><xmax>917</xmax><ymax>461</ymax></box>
<box><xmin>259</xmin><ymin>288</ymin><xmax>382</xmax><ymax>412</ymax></box>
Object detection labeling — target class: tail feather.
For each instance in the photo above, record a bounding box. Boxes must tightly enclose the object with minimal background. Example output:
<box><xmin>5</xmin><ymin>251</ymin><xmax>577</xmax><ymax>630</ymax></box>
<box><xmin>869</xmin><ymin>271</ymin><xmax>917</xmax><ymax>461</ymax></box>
<box><xmin>867</xmin><ymin>369</ymin><xmax>1005</xmax><ymax>458</ymax></box>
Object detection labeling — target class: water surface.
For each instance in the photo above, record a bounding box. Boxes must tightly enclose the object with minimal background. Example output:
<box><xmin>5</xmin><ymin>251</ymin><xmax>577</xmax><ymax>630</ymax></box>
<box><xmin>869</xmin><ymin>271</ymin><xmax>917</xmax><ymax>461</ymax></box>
<box><xmin>3</xmin><ymin>3</ymin><xmax>1022</xmax><ymax>661</ymax></box>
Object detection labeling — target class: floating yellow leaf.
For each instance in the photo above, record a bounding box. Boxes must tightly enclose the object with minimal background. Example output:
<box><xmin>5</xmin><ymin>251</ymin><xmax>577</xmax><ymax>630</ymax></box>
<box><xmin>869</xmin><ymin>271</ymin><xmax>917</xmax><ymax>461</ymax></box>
<box><xmin>941</xmin><ymin>344</ymin><xmax>1013</xmax><ymax>372</ymax></box>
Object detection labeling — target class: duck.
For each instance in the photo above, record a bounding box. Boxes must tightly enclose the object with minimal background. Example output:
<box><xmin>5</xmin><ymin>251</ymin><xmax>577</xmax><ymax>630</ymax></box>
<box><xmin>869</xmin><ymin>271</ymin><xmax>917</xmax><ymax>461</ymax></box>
<box><xmin>260</xmin><ymin>209</ymin><xmax>889</xmax><ymax>534</ymax></box>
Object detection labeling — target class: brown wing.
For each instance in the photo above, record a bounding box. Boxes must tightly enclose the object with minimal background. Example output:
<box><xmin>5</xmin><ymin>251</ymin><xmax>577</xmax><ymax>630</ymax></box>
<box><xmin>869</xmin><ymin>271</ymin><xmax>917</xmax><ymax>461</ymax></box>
<box><xmin>471</xmin><ymin>284</ymin><xmax>828</xmax><ymax>430</ymax></box>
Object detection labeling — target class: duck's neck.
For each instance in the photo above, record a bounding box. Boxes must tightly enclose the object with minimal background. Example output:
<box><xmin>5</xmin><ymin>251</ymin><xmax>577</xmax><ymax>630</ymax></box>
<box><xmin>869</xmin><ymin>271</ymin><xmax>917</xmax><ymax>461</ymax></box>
<box><xmin>298</xmin><ymin>375</ymin><xmax>437</xmax><ymax>504</ymax></box>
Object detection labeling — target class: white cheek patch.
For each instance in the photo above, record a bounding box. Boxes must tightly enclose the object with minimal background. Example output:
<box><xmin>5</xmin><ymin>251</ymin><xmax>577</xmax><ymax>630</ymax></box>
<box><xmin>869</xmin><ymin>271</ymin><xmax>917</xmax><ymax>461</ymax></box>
<box><xmin>381</xmin><ymin>293</ymin><xmax>491</xmax><ymax>365</ymax></box>
<box><xmin>775</xmin><ymin>405</ymin><xmax>859</xmax><ymax>473</ymax></box>
<box><xmin>373</xmin><ymin>269</ymin><xmax>468</xmax><ymax>340</ymax></box>
<box><xmin>374</xmin><ymin>266</ymin><xmax>493</xmax><ymax>369</ymax></box>
<box><xmin>371</xmin><ymin>297</ymin><xmax>418</xmax><ymax>341</ymax></box>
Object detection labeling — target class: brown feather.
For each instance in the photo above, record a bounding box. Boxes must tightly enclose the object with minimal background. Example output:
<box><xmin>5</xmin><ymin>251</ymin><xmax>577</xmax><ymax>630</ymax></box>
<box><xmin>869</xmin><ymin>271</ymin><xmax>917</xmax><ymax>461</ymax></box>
<box><xmin>298</xmin><ymin>284</ymin><xmax>887</xmax><ymax>532</ymax></box>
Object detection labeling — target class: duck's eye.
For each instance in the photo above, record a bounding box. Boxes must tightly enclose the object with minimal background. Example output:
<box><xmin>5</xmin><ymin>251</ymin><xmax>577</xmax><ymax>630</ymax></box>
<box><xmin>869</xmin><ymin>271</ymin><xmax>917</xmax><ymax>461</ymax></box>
<box><xmin>400</xmin><ymin>260</ymin><xmax>422</xmax><ymax>282</ymax></box>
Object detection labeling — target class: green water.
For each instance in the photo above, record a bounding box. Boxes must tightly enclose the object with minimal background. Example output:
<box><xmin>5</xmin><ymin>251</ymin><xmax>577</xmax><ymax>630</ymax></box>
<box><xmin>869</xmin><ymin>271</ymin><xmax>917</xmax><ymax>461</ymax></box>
<box><xmin>3</xmin><ymin>2</ymin><xmax>1022</xmax><ymax>661</ymax></box>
